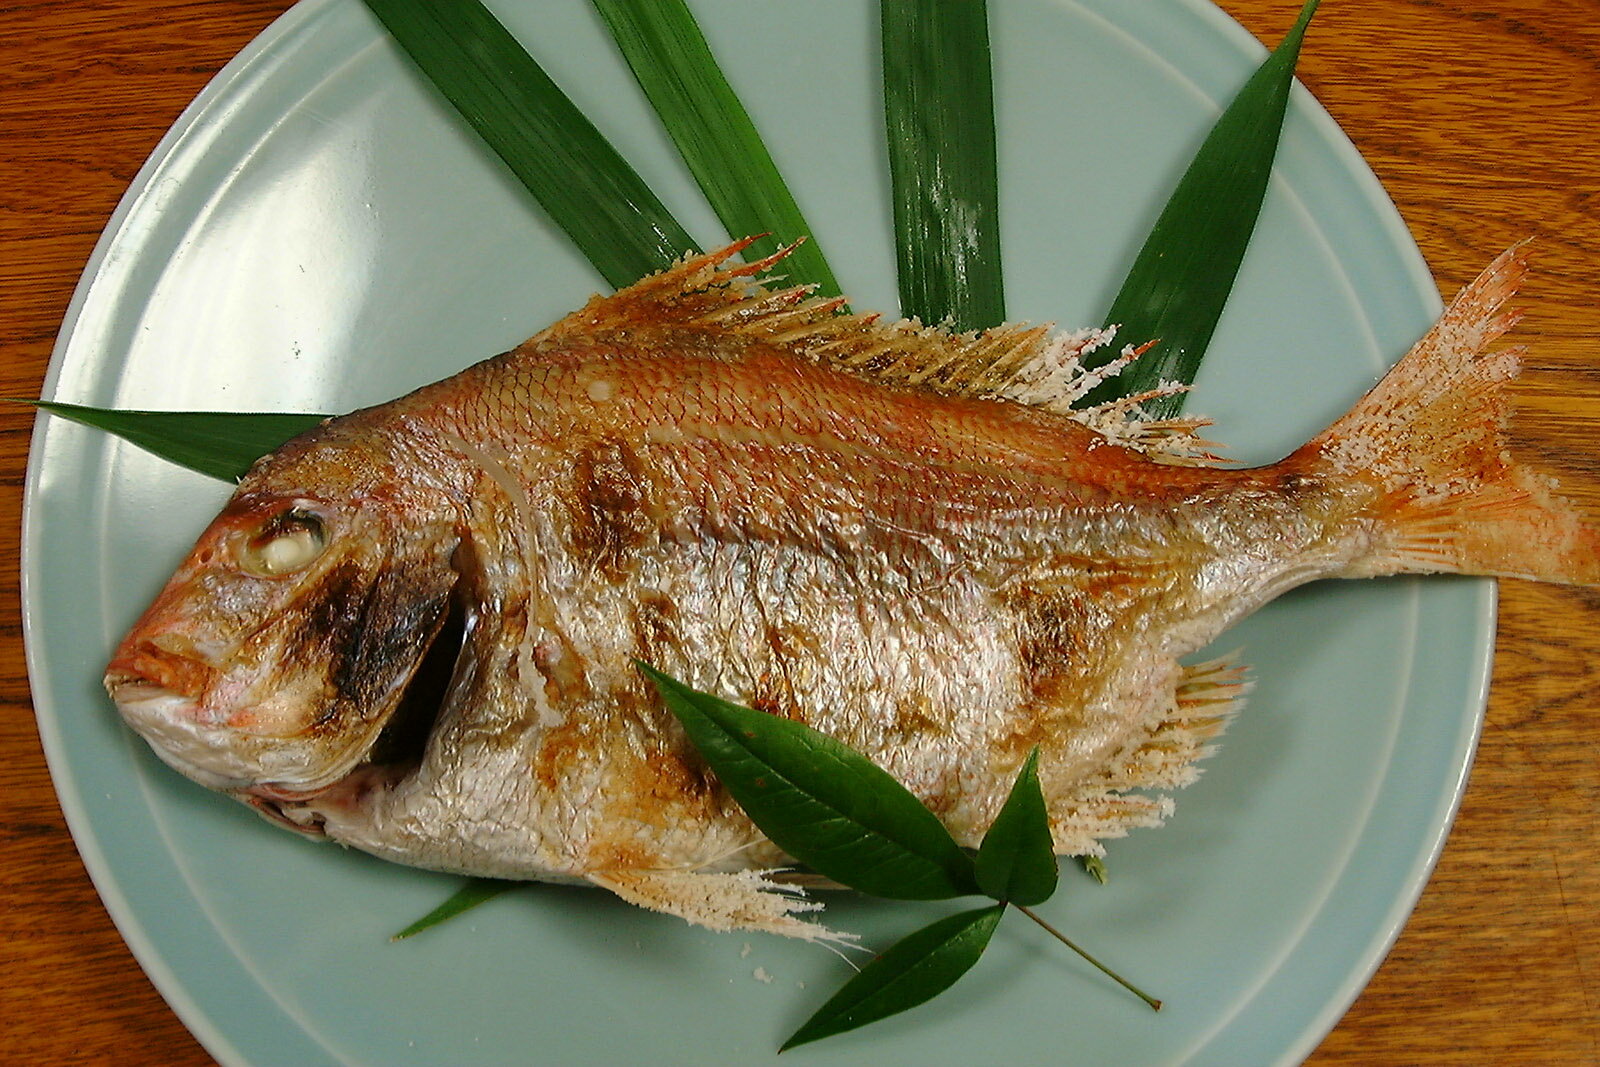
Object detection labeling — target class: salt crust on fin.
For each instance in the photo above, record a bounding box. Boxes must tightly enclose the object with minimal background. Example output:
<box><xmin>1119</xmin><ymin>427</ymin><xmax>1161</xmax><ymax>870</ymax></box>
<box><xmin>539</xmin><ymin>238</ymin><xmax>1222</xmax><ymax>465</ymax></box>
<box><xmin>588</xmin><ymin>867</ymin><xmax>859</xmax><ymax>948</ymax></box>
<box><xmin>1051</xmin><ymin>655</ymin><xmax>1250</xmax><ymax>857</ymax></box>
<box><xmin>1315</xmin><ymin>241</ymin><xmax>1600</xmax><ymax>585</ymax></box>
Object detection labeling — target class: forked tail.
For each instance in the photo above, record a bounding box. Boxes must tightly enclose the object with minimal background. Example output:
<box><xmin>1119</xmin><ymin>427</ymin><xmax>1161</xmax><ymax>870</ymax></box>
<box><xmin>1296</xmin><ymin>243</ymin><xmax>1600</xmax><ymax>586</ymax></box>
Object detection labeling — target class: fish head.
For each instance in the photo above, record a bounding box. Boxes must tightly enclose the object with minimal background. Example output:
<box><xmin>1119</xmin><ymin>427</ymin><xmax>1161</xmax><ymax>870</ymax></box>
<box><xmin>104</xmin><ymin>433</ymin><xmax>463</xmax><ymax>809</ymax></box>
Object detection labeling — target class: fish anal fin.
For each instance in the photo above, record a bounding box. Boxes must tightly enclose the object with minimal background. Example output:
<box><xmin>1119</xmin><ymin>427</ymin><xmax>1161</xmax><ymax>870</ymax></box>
<box><xmin>1048</xmin><ymin>655</ymin><xmax>1248</xmax><ymax>856</ymax></box>
<box><xmin>588</xmin><ymin>868</ymin><xmax>857</xmax><ymax>947</ymax></box>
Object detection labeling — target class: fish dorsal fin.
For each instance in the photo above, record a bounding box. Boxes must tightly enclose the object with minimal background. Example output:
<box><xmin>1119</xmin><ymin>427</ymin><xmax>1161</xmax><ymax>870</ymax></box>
<box><xmin>538</xmin><ymin>239</ymin><xmax>1221</xmax><ymax>465</ymax></box>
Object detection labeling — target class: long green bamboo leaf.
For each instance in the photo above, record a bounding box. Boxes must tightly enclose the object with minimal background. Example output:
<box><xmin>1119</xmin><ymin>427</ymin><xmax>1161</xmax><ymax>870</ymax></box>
<box><xmin>361</xmin><ymin>0</ymin><xmax>697</xmax><ymax>289</ymax></box>
<box><xmin>591</xmin><ymin>0</ymin><xmax>841</xmax><ymax>297</ymax></box>
<box><xmin>392</xmin><ymin>878</ymin><xmax>515</xmax><ymax>941</ymax></box>
<box><xmin>881</xmin><ymin>0</ymin><xmax>1004</xmax><ymax>330</ymax></box>
<box><xmin>1082</xmin><ymin>0</ymin><xmax>1319</xmax><ymax>414</ymax></box>
<box><xmin>25</xmin><ymin>401</ymin><xmax>326</xmax><ymax>483</ymax></box>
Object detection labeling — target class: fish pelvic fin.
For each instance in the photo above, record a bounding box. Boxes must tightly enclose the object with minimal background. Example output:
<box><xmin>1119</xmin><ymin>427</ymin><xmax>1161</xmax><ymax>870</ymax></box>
<box><xmin>533</xmin><ymin>239</ymin><xmax>1220</xmax><ymax>464</ymax></box>
<box><xmin>587</xmin><ymin>867</ymin><xmax>859</xmax><ymax>948</ymax></box>
<box><xmin>1301</xmin><ymin>243</ymin><xmax>1600</xmax><ymax>586</ymax></box>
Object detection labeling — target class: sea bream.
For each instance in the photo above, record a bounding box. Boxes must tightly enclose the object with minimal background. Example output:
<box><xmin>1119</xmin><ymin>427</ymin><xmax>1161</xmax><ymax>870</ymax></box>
<box><xmin>104</xmin><ymin>240</ymin><xmax>1599</xmax><ymax>940</ymax></box>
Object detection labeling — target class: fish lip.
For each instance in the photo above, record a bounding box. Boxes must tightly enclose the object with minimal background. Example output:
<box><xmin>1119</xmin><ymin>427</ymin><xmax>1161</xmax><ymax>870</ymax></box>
<box><xmin>105</xmin><ymin>672</ymin><xmax>255</xmax><ymax>791</ymax></box>
<box><xmin>104</xmin><ymin>671</ymin><xmax>343</xmax><ymax>795</ymax></box>
<box><xmin>246</xmin><ymin>781</ymin><xmax>327</xmax><ymax>802</ymax></box>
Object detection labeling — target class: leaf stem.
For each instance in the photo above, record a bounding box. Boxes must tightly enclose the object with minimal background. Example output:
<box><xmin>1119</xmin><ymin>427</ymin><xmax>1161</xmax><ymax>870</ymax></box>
<box><xmin>1015</xmin><ymin>904</ymin><xmax>1161</xmax><ymax>1011</ymax></box>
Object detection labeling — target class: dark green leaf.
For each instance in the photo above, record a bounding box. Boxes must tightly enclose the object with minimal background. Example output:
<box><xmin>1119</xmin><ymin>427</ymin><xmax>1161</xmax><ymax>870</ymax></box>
<box><xmin>24</xmin><ymin>401</ymin><xmax>326</xmax><ymax>482</ymax></box>
<box><xmin>782</xmin><ymin>903</ymin><xmax>1004</xmax><ymax>1050</ymax></box>
<box><xmin>392</xmin><ymin>878</ymin><xmax>515</xmax><ymax>941</ymax></box>
<box><xmin>1082</xmin><ymin>0</ymin><xmax>1320</xmax><ymax>415</ymax></box>
<box><xmin>592</xmin><ymin>0</ymin><xmax>841</xmax><ymax>297</ymax></box>
<box><xmin>974</xmin><ymin>747</ymin><xmax>1057</xmax><ymax>906</ymax></box>
<box><xmin>361</xmin><ymin>0</ymin><xmax>697</xmax><ymax>290</ymax></box>
<box><xmin>638</xmin><ymin>663</ymin><xmax>976</xmax><ymax>900</ymax></box>
<box><xmin>881</xmin><ymin>0</ymin><xmax>1004</xmax><ymax>330</ymax></box>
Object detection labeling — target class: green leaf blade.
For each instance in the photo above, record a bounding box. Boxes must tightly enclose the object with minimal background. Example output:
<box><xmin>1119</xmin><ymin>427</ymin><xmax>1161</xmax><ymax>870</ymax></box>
<box><xmin>360</xmin><ymin>0</ymin><xmax>697</xmax><ymax>289</ymax></box>
<box><xmin>782</xmin><ymin>903</ymin><xmax>1005</xmax><ymax>1050</ymax></box>
<box><xmin>639</xmin><ymin>663</ymin><xmax>976</xmax><ymax>900</ymax></box>
<box><xmin>974</xmin><ymin>747</ymin><xmax>1058</xmax><ymax>906</ymax></box>
<box><xmin>881</xmin><ymin>0</ymin><xmax>1004</xmax><ymax>330</ymax></box>
<box><xmin>1084</xmin><ymin>0</ymin><xmax>1320</xmax><ymax>415</ymax></box>
<box><xmin>26</xmin><ymin>402</ymin><xmax>327</xmax><ymax>482</ymax></box>
<box><xmin>392</xmin><ymin>878</ymin><xmax>514</xmax><ymax>941</ymax></box>
<box><xmin>592</xmin><ymin>0</ymin><xmax>840</xmax><ymax>297</ymax></box>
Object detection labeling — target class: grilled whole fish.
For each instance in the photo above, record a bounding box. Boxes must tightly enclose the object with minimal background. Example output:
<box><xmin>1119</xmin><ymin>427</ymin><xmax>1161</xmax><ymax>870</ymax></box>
<box><xmin>104</xmin><ymin>241</ymin><xmax>1598</xmax><ymax>939</ymax></box>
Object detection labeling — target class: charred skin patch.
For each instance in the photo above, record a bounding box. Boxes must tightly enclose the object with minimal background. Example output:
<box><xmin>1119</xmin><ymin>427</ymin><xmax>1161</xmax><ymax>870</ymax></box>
<box><xmin>532</xmin><ymin>695</ymin><xmax>728</xmax><ymax>871</ymax></box>
<box><xmin>1011</xmin><ymin>586</ymin><xmax>1092</xmax><ymax>697</ymax></box>
<box><xmin>887</xmin><ymin>693</ymin><xmax>943</xmax><ymax>746</ymax></box>
<box><xmin>282</xmin><ymin>560</ymin><xmax>365</xmax><ymax>719</ymax></box>
<box><xmin>282</xmin><ymin>557</ymin><xmax>455</xmax><ymax>735</ymax></box>
<box><xmin>587</xmin><ymin>733</ymin><xmax>737</xmax><ymax>870</ymax></box>
<box><xmin>569</xmin><ymin>440</ymin><xmax>657</xmax><ymax>575</ymax></box>
<box><xmin>628</xmin><ymin>592</ymin><xmax>680</xmax><ymax>667</ymax></box>
<box><xmin>1001</xmin><ymin>584</ymin><xmax>1103</xmax><ymax>758</ymax></box>
<box><xmin>366</xmin><ymin>589</ymin><xmax>469</xmax><ymax>768</ymax></box>
<box><xmin>534</xmin><ymin>718</ymin><xmax>593</xmax><ymax>792</ymax></box>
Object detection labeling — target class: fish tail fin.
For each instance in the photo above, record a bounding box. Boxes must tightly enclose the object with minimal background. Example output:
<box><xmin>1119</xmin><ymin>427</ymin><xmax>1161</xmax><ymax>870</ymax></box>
<box><xmin>1302</xmin><ymin>243</ymin><xmax>1600</xmax><ymax>586</ymax></box>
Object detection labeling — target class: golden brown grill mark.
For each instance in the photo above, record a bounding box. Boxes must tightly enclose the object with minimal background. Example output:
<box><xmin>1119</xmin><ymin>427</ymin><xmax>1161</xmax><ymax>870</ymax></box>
<box><xmin>569</xmin><ymin>440</ymin><xmax>655</xmax><ymax>576</ymax></box>
<box><xmin>628</xmin><ymin>593</ymin><xmax>680</xmax><ymax>667</ymax></box>
<box><xmin>533</xmin><ymin>719</ymin><xmax>589</xmax><ymax>792</ymax></box>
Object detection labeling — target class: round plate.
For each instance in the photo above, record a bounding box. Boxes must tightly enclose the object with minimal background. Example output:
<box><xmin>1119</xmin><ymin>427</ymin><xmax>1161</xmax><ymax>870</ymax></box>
<box><xmin>23</xmin><ymin>1</ymin><xmax>1489</xmax><ymax>1064</ymax></box>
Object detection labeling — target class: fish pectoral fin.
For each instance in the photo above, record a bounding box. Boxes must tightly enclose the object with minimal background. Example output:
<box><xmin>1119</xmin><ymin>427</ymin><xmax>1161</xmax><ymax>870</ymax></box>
<box><xmin>587</xmin><ymin>868</ymin><xmax>858</xmax><ymax>947</ymax></box>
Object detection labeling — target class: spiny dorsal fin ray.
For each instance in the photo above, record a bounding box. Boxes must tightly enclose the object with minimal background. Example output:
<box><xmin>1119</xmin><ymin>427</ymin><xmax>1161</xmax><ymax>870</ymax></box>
<box><xmin>533</xmin><ymin>239</ymin><xmax>1220</xmax><ymax>464</ymax></box>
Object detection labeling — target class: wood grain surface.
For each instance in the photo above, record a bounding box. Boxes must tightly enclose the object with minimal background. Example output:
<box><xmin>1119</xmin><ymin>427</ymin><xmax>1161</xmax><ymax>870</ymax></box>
<box><xmin>2</xmin><ymin>1</ymin><xmax>1596</xmax><ymax>1063</ymax></box>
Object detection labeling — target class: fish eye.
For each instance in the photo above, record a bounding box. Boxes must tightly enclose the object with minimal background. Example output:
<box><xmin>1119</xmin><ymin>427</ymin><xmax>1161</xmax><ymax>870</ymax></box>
<box><xmin>237</xmin><ymin>508</ymin><xmax>329</xmax><ymax>578</ymax></box>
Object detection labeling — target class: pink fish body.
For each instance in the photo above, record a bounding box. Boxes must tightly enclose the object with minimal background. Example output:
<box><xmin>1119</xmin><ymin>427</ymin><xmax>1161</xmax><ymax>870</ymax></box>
<box><xmin>105</xmin><ymin>242</ymin><xmax>1598</xmax><ymax>938</ymax></box>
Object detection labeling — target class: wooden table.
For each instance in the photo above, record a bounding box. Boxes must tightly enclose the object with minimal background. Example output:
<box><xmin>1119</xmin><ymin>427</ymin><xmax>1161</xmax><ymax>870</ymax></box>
<box><xmin>3</xmin><ymin>1</ymin><xmax>1596</xmax><ymax>1062</ymax></box>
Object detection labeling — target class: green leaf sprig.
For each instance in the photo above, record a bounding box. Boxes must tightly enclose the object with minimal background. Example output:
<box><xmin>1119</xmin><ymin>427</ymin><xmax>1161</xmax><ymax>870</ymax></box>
<box><xmin>19</xmin><ymin>401</ymin><xmax>325</xmax><ymax>483</ymax></box>
<box><xmin>639</xmin><ymin>663</ymin><xmax>1158</xmax><ymax>1049</ymax></box>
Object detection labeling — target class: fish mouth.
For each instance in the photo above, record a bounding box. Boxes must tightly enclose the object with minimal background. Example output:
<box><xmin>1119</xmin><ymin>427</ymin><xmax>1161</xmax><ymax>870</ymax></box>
<box><xmin>105</xmin><ymin>672</ymin><xmax>260</xmax><ymax>791</ymax></box>
<box><xmin>240</xmin><ymin>765</ymin><xmax>401</xmax><ymax>837</ymax></box>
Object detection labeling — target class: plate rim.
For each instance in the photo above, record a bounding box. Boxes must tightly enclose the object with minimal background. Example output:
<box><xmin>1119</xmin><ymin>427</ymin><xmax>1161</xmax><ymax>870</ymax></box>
<box><xmin>21</xmin><ymin>1</ymin><xmax>1494</xmax><ymax>1063</ymax></box>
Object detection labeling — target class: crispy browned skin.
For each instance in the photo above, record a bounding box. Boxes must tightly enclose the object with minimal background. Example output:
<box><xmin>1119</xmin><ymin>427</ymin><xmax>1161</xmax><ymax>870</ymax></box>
<box><xmin>105</xmin><ymin>243</ymin><xmax>1599</xmax><ymax>937</ymax></box>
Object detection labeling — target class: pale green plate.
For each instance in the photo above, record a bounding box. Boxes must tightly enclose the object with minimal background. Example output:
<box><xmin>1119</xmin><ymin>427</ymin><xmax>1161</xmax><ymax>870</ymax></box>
<box><xmin>23</xmin><ymin>1</ymin><xmax>1489</xmax><ymax>1064</ymax></box>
